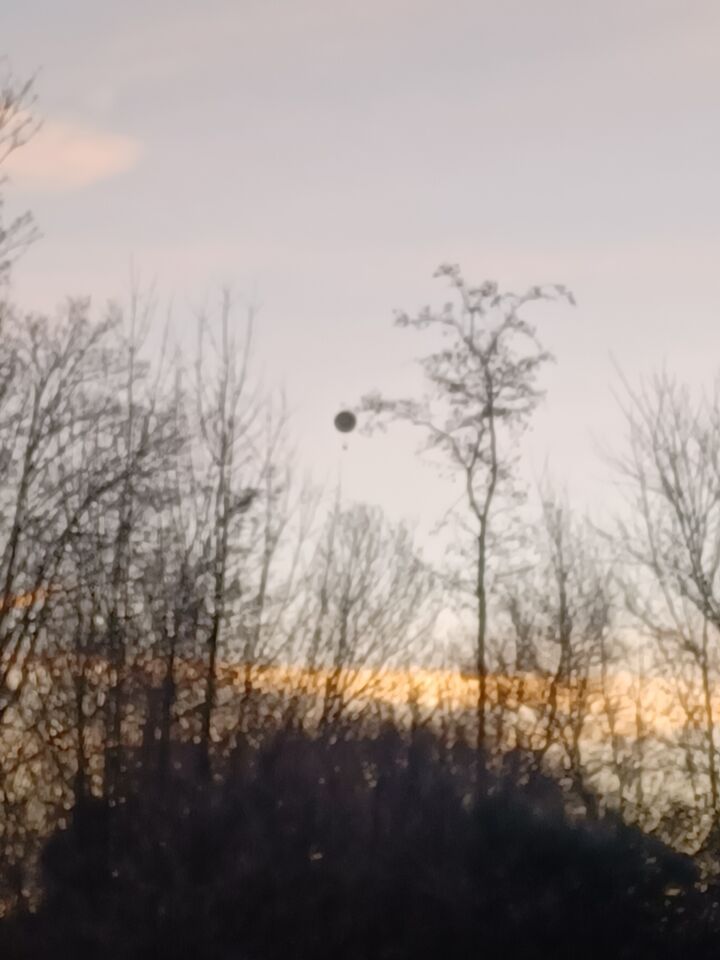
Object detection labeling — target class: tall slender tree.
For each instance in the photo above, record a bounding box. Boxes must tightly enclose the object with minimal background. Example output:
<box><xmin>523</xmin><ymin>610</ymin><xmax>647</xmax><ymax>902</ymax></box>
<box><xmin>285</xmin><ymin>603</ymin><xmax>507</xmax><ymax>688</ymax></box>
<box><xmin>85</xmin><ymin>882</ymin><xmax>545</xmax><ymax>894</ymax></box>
<box><xmin>362</xmin><ymin>264</ymin><xmax>572</xmax><ymax>750</ymax></box>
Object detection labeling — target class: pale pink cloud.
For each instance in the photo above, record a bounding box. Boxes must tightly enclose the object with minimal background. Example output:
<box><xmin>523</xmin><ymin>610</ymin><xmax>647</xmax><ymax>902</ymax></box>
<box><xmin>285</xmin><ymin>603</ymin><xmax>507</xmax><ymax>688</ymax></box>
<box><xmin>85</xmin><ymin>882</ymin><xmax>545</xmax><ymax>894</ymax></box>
<box><xmin>5</xmin><ymin>117</ymin><xmax>141</xmax><ymax>191</ymax></box>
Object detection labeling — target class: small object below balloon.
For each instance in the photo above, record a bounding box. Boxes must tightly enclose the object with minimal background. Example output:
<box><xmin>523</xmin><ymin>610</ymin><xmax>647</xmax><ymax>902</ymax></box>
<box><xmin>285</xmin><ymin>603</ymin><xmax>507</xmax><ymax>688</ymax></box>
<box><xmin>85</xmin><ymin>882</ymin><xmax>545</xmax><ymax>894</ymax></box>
<box><xmin>334</xmin><ymin>410</ymin><xmax>357</xmax><ymax>434</ymax></box>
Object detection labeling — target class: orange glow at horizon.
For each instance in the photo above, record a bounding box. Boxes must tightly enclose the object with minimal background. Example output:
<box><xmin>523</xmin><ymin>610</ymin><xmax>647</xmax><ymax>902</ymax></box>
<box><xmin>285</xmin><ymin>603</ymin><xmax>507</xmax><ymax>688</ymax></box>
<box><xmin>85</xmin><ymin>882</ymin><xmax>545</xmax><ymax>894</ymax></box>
<box><xmin>32</xmin><ymin>652</ymin><xmax>711</xmax><ymax>742</ymax></box>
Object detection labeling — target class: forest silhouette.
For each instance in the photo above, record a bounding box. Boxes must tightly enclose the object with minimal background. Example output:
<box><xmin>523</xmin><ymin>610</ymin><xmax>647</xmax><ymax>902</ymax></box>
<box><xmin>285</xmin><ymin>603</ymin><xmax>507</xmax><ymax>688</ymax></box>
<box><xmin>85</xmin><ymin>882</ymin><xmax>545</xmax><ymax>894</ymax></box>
<box><xmin>3</xmin><ymin>65</ymin><xmax>720</xmax><ymax>957</ymax></box>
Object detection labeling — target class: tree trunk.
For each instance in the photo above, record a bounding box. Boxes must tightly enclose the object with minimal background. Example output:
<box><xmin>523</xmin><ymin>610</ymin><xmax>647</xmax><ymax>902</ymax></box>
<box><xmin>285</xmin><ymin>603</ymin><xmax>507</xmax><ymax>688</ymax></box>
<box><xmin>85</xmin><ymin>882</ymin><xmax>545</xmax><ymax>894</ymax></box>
<box><xmin>701</xmin><ymin>618</ymin><xmax>718</xmax><ymax>818</ymax></box>
<box><xmin>476</xmin><ymin>530</ymin><xmax>487</xmax><ymax>753</ymax></box>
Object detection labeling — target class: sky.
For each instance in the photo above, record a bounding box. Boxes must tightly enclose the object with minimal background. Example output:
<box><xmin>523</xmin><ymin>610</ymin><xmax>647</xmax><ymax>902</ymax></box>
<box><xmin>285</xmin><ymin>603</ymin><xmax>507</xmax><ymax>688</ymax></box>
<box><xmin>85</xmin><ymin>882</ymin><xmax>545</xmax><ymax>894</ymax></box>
<box><xmin>3</xmin><ymin>0</ymin><xmax>720</xmax><ymax>542</ymax></box>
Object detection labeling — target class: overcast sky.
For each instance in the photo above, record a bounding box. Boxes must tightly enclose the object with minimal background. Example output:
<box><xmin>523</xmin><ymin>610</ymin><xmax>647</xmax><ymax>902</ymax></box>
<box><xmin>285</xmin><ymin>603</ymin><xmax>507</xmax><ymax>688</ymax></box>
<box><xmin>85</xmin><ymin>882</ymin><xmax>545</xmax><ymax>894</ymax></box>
<box><xmin>3</xmin><ymin>0</ymin><xmax>720</xmax><ymax>539</ymax></box>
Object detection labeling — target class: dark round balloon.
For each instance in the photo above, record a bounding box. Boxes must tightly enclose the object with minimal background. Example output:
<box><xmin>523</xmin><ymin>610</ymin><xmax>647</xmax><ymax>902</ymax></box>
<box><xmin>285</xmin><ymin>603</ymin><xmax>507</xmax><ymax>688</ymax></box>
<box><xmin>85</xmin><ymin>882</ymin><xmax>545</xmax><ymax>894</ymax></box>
<box><xmin>334</xmin><ymin>410</ymin><xmax>357</xmax><ymax>434</ymax></box>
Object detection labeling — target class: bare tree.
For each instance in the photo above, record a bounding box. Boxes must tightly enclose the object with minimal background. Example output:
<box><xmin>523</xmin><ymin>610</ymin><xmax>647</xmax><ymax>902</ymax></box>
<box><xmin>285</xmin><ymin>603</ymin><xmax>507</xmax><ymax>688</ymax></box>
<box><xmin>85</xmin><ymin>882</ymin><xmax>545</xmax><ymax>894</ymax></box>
<box><xmin>289</xmin><ymin>500</ymin><xmax>438</xmax><ymax>731</ymax></box>
<box><xmin>362</xmin><ymin>264</ymin><xmax>572</xmax><ymax>749</ymax></box>
<box><xmin>500</xmin><ymin>492</ymin><xmax>613</xmax><ymax>811</ymax></box>
<box><xmin>192</xmin><ymin>293</ymin><xmax>259</xmax><ymax>772</ymax></box>
<box><xmin>0</xmin><ymin>65</ymin><xmax>39</xmax><ymax>282</ymax></box>
<box><xmin>0</xmin><ymin>293</ymin><xmax>184</xmax><ymax>902</ymax></box>
<box><xmin>612</xmin><ymin>371</ymin><xmax>720</xmax><ymax>836</ymax></box>
<box><xmin>0</xmin><ymin>301</ymin><xmax>148</xmax><ymax>718</ymax></box>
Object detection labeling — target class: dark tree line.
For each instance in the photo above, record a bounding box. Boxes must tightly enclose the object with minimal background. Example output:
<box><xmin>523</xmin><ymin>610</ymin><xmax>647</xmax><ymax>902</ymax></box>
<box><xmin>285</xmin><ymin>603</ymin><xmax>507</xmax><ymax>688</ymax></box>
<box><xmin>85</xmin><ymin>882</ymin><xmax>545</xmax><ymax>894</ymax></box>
<box><xmin>0</xmin><ymin>723</ymin><xmax>713</xmax><ymax>960</ymax></box>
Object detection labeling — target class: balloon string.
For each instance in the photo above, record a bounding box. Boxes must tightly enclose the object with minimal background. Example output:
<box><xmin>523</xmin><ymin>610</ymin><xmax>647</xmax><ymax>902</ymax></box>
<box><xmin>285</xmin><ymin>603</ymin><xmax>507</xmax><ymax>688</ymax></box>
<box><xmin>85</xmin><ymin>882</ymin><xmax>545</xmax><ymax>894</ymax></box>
<box><xmin>336</xmin><ymin>438</ymin><xmax>348</xmax><ymax>509</ymax></box>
